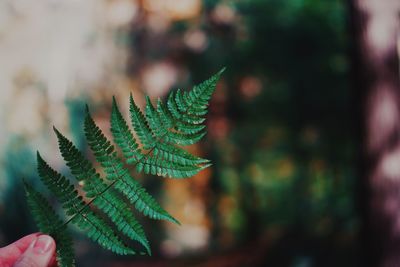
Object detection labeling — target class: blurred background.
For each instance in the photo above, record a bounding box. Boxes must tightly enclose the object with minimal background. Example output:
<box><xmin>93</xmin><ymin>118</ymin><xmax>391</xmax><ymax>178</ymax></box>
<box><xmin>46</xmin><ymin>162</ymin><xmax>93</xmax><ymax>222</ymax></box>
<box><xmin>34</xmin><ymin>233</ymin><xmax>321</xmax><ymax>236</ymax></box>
<box><xmin>0</xmin><ymin>0</ymin><xmax>398</xmax><ymax>266</ymax></box>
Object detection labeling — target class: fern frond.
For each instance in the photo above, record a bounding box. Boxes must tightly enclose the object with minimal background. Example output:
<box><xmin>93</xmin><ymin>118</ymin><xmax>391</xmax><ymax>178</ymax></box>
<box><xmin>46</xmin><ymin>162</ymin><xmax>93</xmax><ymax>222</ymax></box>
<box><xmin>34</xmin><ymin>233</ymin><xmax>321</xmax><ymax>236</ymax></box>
<box><xmin>36</xmin><ymin>153</ymin><xmax>135</xmax><ymax>255</ymax></box>
<box><xmin>53</xmin><ymin>128</ymin><xmax>151</xmax><ymax>255</ymax></box>
<box><xmin>24</xmin><ymin>69</ymin><xmax>223</xmax><ymax>265</ymax></box>
<box><xmin>24</xmin><ymin>181</ymin><xmax>75</xmax><ymax>267</ymax></box>
<box><xmin>84</xmin><ymin>109</ymin><xmax>180</xmax><ymax>225</ymax></box>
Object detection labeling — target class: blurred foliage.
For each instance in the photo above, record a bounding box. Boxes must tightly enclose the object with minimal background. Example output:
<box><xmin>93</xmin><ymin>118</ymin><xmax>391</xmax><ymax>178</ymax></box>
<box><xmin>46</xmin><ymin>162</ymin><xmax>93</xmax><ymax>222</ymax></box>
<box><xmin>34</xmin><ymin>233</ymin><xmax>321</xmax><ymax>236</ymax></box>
<box><xmin>0</xmin><ymin>0</ymin><xmax>357</xmax><ymax>266</ymax></box>
<box><xmin>189</xmin><ymin>0</ymin><xmax>356</xmax><ymax>265</ymax></box>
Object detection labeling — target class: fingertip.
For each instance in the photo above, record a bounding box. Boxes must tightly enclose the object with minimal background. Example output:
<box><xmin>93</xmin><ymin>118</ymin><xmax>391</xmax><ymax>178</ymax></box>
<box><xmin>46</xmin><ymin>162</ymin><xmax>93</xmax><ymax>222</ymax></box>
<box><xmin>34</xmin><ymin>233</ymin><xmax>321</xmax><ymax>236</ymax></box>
<box><xmin>14</xmin><ymin>235</ymin><xmax>56</xmax><ymax>267</ymax></box>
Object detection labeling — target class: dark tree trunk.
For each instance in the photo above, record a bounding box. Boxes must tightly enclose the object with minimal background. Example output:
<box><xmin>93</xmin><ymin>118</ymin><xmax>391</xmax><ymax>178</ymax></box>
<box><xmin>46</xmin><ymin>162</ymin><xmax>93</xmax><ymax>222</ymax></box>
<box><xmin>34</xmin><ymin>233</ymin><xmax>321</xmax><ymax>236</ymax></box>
<box><xmin>349</xmin><ymin>0</ymin><xmax>400</xmax><ymax>266</ymax></box>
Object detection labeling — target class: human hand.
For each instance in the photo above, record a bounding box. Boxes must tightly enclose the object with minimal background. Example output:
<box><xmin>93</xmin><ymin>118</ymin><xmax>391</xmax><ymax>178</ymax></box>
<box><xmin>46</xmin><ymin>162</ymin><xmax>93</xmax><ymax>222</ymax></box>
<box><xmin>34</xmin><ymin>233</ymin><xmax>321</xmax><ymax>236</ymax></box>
<box><xmin>0</xmin><ymin>233</ymin><xmax>56</xmax><ymax>267</ymax></box>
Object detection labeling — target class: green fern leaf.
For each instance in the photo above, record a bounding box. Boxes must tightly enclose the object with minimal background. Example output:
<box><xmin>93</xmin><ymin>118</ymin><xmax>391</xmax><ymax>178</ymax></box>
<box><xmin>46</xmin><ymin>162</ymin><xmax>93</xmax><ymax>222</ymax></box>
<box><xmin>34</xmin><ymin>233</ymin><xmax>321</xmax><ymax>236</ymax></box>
<box><xmin>24</xmin><ymin>181</ymin><xmax>75</xmax><ymax>267</ymax></box>
<box><xmin>53</xmin><ymin>128</ymin><xmax>151</xmax><ymax>255</ymax></box>
<box><xmin>23</xmin><ymin>69</ymin><xmax>223</xmax><ymax>265</ymax></box>
<box><xmin>36</xmin><ymin>153</ymin><xmax>135</xmax><ymax>255</ymax></box>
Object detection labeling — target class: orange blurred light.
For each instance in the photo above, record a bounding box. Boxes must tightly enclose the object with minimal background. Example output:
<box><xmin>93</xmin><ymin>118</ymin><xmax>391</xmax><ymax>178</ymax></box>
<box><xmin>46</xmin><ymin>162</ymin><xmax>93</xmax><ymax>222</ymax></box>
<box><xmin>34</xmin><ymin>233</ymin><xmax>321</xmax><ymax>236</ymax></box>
<box><xmin>239</xmin><ymin>76</ymin><xmax>262</xmax><ymax>100</ymax></box>
<box><xmin>208</xmin><ymin>117</ymin><xmax>230</xmax><ymax>140</ymax></box>
<box><xmin>143</xmin><ymin>0</ymin><xmax>201</xmax><ymax>21</ymax></box>
<box><xmin>211</xmin><ymin>4</ymin><xmax>236</xmax><ymax>25</ymax></box>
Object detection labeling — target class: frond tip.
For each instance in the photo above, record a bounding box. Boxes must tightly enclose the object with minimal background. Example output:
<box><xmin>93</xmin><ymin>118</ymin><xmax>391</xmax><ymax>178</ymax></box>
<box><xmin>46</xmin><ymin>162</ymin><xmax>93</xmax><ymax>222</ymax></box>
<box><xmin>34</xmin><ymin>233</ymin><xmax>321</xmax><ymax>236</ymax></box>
<box><xmin>23</xmin><ymin>68</ymin><xmax>224</xmax><ymax>265</ymax></box>
<box><xmin>112</xmin><ymin>69</ymin><xmax>224</xmax><ymax>179</ymax></box>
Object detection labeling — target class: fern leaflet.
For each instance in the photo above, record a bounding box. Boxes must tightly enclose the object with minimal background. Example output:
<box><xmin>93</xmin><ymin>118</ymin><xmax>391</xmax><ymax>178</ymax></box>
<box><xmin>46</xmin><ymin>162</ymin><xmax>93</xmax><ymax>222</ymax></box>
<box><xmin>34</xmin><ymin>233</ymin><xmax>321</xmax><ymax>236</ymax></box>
<box><xmin>24</xmin><ymin>181</ymin><xmax>75</xmax><ymax>267</ymax></box>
